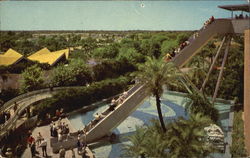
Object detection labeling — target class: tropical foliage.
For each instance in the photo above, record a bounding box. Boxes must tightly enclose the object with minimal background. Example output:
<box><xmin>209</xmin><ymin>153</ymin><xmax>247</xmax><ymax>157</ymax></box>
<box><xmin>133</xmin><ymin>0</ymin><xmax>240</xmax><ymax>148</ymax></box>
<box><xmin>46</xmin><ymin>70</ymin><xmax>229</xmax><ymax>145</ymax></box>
<box><xmin>230</xmin><ymin>111</ymin><xmax>248</xmax><ymax>157</ymax></box>
<box><xmin>166</xmin><ymin>113</ymin><xmax>213</xmax><ymax>157</ymax></box>
<box><xmin>123</xmin><ymin>120</ymin><xmax>168</xmax><ymax>157</ymax></box>
<box><xmin>134</xmin><ymin>57</ymin><xmax>182</xmax><ymax>132</ymax></box>
<box><xmin>35</xmin><ymin>76</ymin><xmax>129</xmax><ymax>119</ymax></box>
<box><xmin>186</xmin><ymin>91</ymin><xmax>219</xmax><ymax>122</ymax></box>
<box><xmin>20</xmin><ymin>64</ymin><xmax>45</xmax><ymax>93</ymax></box>
<box><xmin>51</xmin><ymin>58</ymin><xmax>92</xmax><ymax>87</ymax></box>
<box><xmin>123</xmin><ymin>113</ymin><xmax>213</xmax><ymax>157</ymax></box>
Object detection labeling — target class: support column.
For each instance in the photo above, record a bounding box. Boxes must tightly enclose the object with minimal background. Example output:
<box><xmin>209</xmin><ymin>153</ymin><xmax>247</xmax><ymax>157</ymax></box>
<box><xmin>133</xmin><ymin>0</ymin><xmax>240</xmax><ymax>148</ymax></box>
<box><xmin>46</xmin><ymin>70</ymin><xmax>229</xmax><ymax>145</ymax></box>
<box><xmin>212</xmin><ymin>37</ymin><xmax>231</xmax><ymax>104</ymax></box>
<box><xmin>244</xmin><ymin>29</ymin><xmax>250</xmax><ymax>155</ymax></box>
<box><xmin>200</xmin><ymin>36</ymin><xmax>226</xmax><ymax>92</ymax></box>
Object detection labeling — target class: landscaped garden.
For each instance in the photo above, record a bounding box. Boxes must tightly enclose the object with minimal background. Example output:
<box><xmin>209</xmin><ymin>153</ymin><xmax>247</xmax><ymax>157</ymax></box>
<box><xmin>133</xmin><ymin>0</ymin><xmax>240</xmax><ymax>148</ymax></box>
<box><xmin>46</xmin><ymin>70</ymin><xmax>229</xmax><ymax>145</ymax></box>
<box><xmin>0</xmin><ymin>30</ymin><xmax>247</xmax><ymax>157</ymax></box>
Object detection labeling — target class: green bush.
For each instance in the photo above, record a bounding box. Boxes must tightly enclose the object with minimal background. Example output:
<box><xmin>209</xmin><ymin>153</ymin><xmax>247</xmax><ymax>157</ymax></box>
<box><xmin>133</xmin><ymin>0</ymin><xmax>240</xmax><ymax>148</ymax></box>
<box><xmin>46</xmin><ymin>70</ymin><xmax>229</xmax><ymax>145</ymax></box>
<box><xmin>92</xmin><ymin>59</ymin><xmax>136</xmax><ymax>81</ymax></box>
<box><xmin>177</xmin><ymin>32</ymin><xmax>192</xmax><ymax>44</ymax></box>
<box><xmin>0</xmin><ymin>88</ymin><xmax>19</xmax><ymax>103</ymax></box>
<box><xmin>92</xmin><ymin>44</ymin><xmax>119</xmax><ymax>59</ymax></box>
<box><xmin>160</xmin><ymin>40</ymin><xmax>178</xmax><ymax>55</ymax></box>
<box><xmin>51</xmin><ymin>58</ymin><xmax>92</xmax><ymax>87</ymax></box>
<box><xmin>186</xmin><ymin>92</ymin><xmax>219</xmax><ymax>122</ymax></box>
<box><xmin>230</xmin><ymin>111</ymin><xmax>247</xmax><ymax>157</ymax></box>
<box><xmin>116</xmin><ymin>47</ymin><xmax>144</xmax><ymax>65</ymax></box>
<box><xmin>20</xmin><ymin>64</ymin><xmax>45</xmax><ymax>93</ymax></box>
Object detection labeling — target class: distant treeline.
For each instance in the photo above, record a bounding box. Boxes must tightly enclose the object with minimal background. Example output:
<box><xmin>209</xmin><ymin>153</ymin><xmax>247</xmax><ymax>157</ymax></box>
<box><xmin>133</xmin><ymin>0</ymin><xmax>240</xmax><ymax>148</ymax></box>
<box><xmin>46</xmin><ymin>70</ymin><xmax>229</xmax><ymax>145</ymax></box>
<box><xmin>0</xmin><ymin>30</ymin><xmax>193</xmax><ymax>34</ymax></box>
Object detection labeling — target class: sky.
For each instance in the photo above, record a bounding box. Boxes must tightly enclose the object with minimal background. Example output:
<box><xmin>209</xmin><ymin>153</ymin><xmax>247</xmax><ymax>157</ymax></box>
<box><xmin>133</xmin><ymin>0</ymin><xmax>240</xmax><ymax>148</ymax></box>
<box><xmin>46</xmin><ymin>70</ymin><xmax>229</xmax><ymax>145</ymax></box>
<box><xmin>0</xmin><ymin>0</ymin><xmax>248</xmax><ymax>31</ymax></box>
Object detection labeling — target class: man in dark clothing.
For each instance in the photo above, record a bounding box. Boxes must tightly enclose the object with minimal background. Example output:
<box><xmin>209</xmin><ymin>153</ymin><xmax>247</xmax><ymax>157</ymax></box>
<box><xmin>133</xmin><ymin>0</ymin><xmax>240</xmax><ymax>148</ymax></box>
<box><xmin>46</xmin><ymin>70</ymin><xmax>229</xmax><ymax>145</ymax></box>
<box><xmin>39</xmin><ymin>138</ymin><xmax>48</xmax><ymax>157</ymax></box>
<box><xmin>30</xmin><ymin>142</ymin><xmax>36</xmax><ymax>157</ymax></box>
<box><xmin>53</xmin><ymin>127</ymin><xmax>58</xmax><ymax>137</ymax></box>
<box><xmin>79</xmin><ymin>145</ymin><xmax>88</xmax><ymax>158</ymax></box>
<box><xmin>50</xmin><ymin>125</ymin><xmax>53</xmax><ymax>137</ymax></box>
<box><xmin>77</xmin><ymin>139</ymin><xmax>81</xmax><ymax>154</ymax></box>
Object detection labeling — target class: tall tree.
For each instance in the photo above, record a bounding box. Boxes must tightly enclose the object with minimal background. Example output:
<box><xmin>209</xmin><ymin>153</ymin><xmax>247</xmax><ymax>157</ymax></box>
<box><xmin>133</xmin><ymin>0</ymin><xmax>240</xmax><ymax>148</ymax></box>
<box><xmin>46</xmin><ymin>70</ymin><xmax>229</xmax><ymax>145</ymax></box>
<box><xmin>134</xmin><ymin>57</ymin><xmax>182</xmax><ymax>132</ymax></box>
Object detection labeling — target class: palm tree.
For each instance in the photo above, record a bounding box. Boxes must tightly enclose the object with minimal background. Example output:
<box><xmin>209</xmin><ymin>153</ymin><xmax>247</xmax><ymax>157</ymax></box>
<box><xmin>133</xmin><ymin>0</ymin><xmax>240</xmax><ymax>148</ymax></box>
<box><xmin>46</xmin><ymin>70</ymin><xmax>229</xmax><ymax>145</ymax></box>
<box><xmin>166</xmin><ymin>113</ymin><xmax>213</xmax><ymax>158</ymax></box>
<box><xmin>188</xmin><ymin>55</ymin><xmax>209</xmax><ymax>88</ymax></box>
<box><xmin>134</xmin><ymin>57</ymin><xmax>182</xmax><ymax>132</ymax></box>
<box><xmin>123</xmin><ymin>120</ymin><xmax>169</xmax><ymax>157</ymax></box>
<box><xmin>186</xmin><ymin>91</ymin><xmax>219</xmax><ymax>122</ymax></box>
<box><xmin>122</xmin><ymin>127</ymin><xmax>147</xmax><ymax>157</ymax></box>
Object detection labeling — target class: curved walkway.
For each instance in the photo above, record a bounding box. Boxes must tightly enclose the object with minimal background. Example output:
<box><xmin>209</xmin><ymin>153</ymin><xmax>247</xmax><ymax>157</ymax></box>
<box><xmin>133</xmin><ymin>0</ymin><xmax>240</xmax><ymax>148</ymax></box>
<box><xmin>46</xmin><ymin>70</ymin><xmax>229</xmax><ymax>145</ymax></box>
<box><xmin>0</xmin><ymin>87</ymin><xmax>81</xmax><ymax>140</ymax></box>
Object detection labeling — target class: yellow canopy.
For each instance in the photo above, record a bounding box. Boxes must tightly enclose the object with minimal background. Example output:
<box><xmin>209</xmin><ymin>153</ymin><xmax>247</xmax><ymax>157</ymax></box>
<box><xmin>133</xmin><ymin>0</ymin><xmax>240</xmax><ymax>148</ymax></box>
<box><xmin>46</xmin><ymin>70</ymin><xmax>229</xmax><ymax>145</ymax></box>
<box><xmin>0</xmin><ymin>49</ymin><xmax>23</xmax><ymax>66</ymax></box>
<box><xmin>28</xmin><ymin>48</ymin><xmax>69</xmax><ymax>66</ymax></box>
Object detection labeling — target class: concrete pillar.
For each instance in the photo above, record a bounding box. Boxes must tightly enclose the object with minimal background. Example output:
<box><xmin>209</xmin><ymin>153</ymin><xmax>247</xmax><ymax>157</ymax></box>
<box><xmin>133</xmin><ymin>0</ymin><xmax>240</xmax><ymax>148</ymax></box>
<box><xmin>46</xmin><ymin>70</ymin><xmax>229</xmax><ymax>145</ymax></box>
<box><xmin>244</xmin><ymin>29</ymin><xmax>250</xmax><ymax>155</ymax></box>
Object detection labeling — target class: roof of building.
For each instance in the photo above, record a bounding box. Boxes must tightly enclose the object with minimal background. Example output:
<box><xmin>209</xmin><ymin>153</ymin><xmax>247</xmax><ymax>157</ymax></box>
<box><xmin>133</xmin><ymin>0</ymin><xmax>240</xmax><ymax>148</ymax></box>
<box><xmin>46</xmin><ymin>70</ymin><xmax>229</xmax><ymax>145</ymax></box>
<box><xmin>28</xmin><ymin>48</ymin><xmax>69</xmax><ymax>66</ymax></box>
<box><xmin>0</xmin><ymin>49</ymin><xmax>24</xmax><ymax>66</ymax></box>
<box><xmin>218</xmin><ymin>4</ymin><xmax>250</xmax><ymax>12</ymax></box>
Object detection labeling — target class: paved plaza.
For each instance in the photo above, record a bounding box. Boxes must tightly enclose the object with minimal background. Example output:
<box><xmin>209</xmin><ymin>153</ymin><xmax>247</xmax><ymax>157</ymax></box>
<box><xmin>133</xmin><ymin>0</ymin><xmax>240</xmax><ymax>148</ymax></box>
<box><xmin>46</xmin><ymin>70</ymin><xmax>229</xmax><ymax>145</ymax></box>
<box><xmin>21</xmin><ymin>118</ymin><xmax>82</xmax><ymax>158</ymax></box>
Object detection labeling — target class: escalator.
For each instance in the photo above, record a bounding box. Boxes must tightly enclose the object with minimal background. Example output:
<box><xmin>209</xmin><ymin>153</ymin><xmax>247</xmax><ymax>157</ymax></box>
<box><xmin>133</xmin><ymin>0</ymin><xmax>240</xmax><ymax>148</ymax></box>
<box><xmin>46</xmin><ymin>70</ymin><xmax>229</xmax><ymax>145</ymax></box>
<box><xmin>51</xmin><ymin>18</ymin><xmax>234</xmax><ymax>151</ymax></box>
<box><xmin>173</xmin><ymin>19</ymin><xmax>232</xmax><ymax>67</ymax></box>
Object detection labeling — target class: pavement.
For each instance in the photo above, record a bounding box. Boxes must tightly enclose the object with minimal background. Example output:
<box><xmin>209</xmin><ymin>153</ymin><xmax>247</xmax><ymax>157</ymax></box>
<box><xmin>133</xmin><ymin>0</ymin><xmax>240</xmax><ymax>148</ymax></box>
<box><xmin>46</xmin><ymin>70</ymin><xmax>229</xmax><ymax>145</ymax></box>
<box><xmin>21</xmin><ymin>118</ymin><xmax>84</xmax><ymax>158</ymax></box>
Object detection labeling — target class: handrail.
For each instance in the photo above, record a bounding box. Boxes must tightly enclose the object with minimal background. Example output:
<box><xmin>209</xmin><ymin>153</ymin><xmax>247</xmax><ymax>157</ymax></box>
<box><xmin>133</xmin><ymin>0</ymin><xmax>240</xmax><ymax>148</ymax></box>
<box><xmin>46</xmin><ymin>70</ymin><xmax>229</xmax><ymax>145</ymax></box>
<box><xmin>50</xmin><ymin>83</ymin><xmax>147</xmax><ymax>152</ymax></box>
<box><xmin>86</xmin><ymin>84</ymin><xmax>146</xmax><ymax>135</ymax></box>
<box><xmin>172</xmin><ymin>19</ymin><xmax>233</xmax><ymax>67</ymax></box>
<box><xmin>83</xmin><ymin>83</ymin><xmax>142</xmax><ymax>132</ymax></box>
<box><xmin>0</xmin><ymin>86</ymin><xmax>84</xmax><ymax>139</ymax></box>
<box><xmin>0</xmin><ymin>83</ymin><xmax>142</xmax><ymax>139</ymax></box>
<box><xmin>0</xmin><ymin>86</ymin><xmax>83</xmax><ymax>112</ymax></box>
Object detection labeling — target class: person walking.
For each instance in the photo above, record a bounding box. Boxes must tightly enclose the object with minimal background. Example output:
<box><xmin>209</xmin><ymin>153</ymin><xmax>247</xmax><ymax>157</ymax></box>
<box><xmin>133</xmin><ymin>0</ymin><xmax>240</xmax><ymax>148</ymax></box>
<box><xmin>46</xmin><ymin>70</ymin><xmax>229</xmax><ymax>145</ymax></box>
<box><xmin>30</xmin><ymin>142</ymin><xmax>36</xmax><ymax>158</ymax></box>
<box><xmin>39</xmin><ymin>138</ymin><xmax>48</xmax><ymax>157</ymax></box>
<box><xmin>36</xmin><ymin>132</ymin><xmax>43</xmax><ymax>145</ymax></box>
<box><xmin>59</xmin><ymin>147</ymin><xmax>66</xmax><ymax>158</ymax></box>
<box><xmin>71</xmin><ymin>148</ymin><xmax>76</xmax><ymax>158</ymax></box>
<box><xmin>27</xmin><ymin>135</ymin><xmax>35</xmax><ymax>147</ymax></box>
<box><xmin>13</xmin><ymin>102</ymin><xmax>18</xmax><ymax>112</ymax></box>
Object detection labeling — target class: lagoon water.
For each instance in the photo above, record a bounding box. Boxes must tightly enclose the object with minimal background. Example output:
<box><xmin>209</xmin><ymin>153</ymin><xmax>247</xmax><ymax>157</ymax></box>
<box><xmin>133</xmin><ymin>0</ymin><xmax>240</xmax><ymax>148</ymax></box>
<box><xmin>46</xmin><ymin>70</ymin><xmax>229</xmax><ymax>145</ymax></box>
<box><xmin>68</xmin><ymin>91</ymin><xmax>232</xmax><ymax>157</ymax></box>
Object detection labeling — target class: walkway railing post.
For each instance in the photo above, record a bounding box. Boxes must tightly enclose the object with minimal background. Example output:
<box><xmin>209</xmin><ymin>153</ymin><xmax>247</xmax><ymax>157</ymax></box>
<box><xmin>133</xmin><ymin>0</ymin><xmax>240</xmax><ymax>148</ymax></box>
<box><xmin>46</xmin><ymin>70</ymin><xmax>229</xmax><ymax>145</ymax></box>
<box><xmin>212</xmin><ymin>36</ymin><xmax>231</xmax><ymax>104</ymax></box>
<box><xmin>200</xmin><ymin>36</ymin><xmax>227</xmax><ymax>92</ymax></box>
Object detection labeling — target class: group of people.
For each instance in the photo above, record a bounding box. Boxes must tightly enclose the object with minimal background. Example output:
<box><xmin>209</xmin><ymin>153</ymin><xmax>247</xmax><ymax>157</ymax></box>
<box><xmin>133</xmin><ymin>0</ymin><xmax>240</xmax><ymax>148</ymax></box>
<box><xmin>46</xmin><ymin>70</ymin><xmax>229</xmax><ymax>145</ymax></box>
<box><xmin>108</xmin><ymin>91</ymin><xmax>128</xmax><ymax>112</ymax></box>
<box><xmin>0</xmin><ymin>111</ymin><xmax>11</xmax><ymax>125</ymax></box>
<box><xmin>55</xmin><ymin>108</ymin><xmax>65</xmax><ymax>118</ymax></box>
<box><xmin>27</xmin><ymin>132</ymin><xmax>48</xmax><ymax>157</ymax></box>
<box><xmin>203</xmin><ymin>16</ymin><xmax>215</xmax><ymax>30</ymax></box>
<box><xmin>50</xmin><ymin>118</ymin><xmax>70</xmax><ymax>142</ymax></box>
<box><xmin>0</xmin><ymin>102</ymin><xmax>19</xmax><ymax>125</ymax></box>
<box><xmin>76</xmin><ymin>135</ymin><xmax>88</xmax><ymax>158</ymax></box>
<box><xmin>164</xmin><ymin>16</ymin><xmax>216</xmax><ymax>62</ymax></box>
<box><xmin>179</xmin><ymin>40</ymin><xmax>190</xmax><ymax>51</ymax></box>
<box><xmin>164</xmin><ymin>40</ymin><xmax>190</xmax><ymax>61</ymax></box>
<box><xmin>87</xmin><ymin>91</ymin><xmax>129</xmax><ymax>130</ymax></box>
<box><xmin>235</xmin><ymin>14</ymin><xmax>248</xmax><ymax>19</ymax></box>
